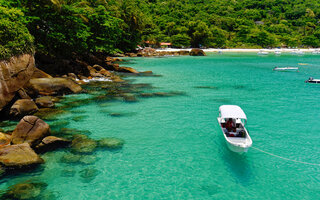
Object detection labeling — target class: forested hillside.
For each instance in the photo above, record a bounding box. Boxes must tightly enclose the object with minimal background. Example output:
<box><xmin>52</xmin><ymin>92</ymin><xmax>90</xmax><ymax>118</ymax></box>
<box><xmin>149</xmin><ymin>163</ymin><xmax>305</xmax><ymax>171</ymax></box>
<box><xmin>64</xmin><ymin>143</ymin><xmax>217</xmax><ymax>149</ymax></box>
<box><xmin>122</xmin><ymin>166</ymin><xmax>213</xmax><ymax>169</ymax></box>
<box><xmin>1</xmin><ymin>0</ymin><xmax>320</xmax><ymax>60</ymax></box>
<box><xmin>142</xmin><ymin>0</ymin><xmax>320</xmax><ymax>48</ymax></box>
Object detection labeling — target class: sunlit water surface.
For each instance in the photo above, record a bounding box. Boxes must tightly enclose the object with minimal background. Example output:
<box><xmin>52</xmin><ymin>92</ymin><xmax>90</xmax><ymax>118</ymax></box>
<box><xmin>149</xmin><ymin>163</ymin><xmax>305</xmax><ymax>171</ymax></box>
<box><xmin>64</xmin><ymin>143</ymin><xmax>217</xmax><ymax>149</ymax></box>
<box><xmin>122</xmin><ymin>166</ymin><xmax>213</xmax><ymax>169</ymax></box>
<box><xmin>1</xmin><ymin>53</ymin><xmax>320</xmax><ymax>199</ymax></box>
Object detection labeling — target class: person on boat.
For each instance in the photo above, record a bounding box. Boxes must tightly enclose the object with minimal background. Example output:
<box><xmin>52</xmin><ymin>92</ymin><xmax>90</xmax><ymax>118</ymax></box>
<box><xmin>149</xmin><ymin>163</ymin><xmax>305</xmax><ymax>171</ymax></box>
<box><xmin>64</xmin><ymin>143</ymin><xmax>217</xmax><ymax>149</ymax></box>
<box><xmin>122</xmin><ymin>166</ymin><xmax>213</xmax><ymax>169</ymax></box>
<box><xmin>226</xmin><ymin>118</ymin><xmax>236</xmax><ymax>133</ymax></box>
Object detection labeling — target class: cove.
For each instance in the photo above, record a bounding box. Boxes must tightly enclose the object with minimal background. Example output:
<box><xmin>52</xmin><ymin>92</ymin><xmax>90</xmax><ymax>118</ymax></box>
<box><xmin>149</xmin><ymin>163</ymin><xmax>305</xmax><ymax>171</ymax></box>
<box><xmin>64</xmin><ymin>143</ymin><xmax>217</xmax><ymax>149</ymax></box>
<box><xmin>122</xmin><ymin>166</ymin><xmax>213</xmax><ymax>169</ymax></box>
<box><xmin>0</xmin><ymin>53</ymin><xmax>320</xmax><ymax>199</ymax></box>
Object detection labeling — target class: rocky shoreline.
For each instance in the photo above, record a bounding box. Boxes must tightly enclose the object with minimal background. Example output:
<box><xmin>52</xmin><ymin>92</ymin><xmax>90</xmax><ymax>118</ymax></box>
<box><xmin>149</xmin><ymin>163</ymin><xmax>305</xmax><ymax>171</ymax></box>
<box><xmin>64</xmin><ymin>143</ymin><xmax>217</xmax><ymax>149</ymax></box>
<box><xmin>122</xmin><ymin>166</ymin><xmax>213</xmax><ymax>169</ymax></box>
<box><xmin>0</xmin><ymin>48</ymin><xmax>204</xmax><ymax>198</ymax></box>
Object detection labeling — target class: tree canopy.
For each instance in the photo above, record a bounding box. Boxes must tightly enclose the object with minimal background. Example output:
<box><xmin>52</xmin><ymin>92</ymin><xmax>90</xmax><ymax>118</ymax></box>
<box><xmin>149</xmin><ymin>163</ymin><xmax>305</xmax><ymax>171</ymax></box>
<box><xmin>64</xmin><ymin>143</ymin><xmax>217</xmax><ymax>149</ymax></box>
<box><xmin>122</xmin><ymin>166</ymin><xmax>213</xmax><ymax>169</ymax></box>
<box><xmin>1</xmin><ymin>0</ymin><xmax>320</xmax><ymax>59</ymax></box>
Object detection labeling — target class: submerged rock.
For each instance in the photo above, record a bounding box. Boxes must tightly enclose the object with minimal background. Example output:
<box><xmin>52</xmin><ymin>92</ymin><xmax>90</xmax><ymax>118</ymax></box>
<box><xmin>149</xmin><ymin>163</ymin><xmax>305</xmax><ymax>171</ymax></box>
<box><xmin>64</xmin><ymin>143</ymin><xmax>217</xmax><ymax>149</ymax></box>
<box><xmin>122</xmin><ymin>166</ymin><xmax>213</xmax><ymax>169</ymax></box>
<box><xmin>10</xmin><ymin>99</ymin><xmax>39</xmax><ymax>118</ymax></box>
<box><xmin>122</xmin><ymin>93</ymin><xmax>138</xmax><ymax>102</ymax></box>
<box><xmin>61</xmin><ymin>167</ymin><xmax>76</xmax><ymax>177</ymax></box>
<box><xmin>53</xmin><ymin>128</ymin><xmax>91</xmax><ymax>140</ymax></box>
<box><xmin>71</xmin><ymin>135</ymin><xmax>97</xmax><ymax>154</ymax></box>
<box><xmin>98</xmin><ymin>137</ymin><xmax>124</xmax><ymax>149</ymax></box>
<box><xmin>153</xmin><ymin>92</ymin><xmax>173</xmax><ymax>97</ymax></box>
<box><xmin>49</xmin><ymin>120</ymin><xmax>70</xmax><ymax>130</ymax></box>
<box><xmin>139</xmin><ymin>93</ymin><xmax>155</xmax><ymax>98</ymax></box>
<box><xmin>34</xmin><ymin>108</ymin><xmax>67</xmax><ymax>121</ymax></box>
<box><xmin>11</xmin><ymin>116</ymin><xmax>50</xmax><ymax>147</ymax></box>
<box><xmin>71</xmin><ymin>115</ymin><xmax>88</xmax><ymax>122</ymax></box>
<box><xmin>0</xmin><ymin>143</ymin><xmax>44</xmax><ymax>168</ymax></box>
<box><xmin>109</xmin><ymin>113</ymin><xmax>123</xmax><ymax>117</ymax></box>
<box><xmin>194</xmin><ymin>86</ymin><xmax>219</xmax><ymax>90</ymax></box>
<box><xmin>1</xmin><ymin>180</ymin><xmax>47</xmax><ymax>200</ymax></box>
<box><xmin>60</xmin><ymin>153</ymin><xmax>81</xmax><ymax>164</ymax></box>
<box><xmin>79</xmin><ymin>155</ymin><xmax>98</xmax><ymax>165</ymax></box>
<box><xmin>79</xmin><ymin>167</ymin><xmax>100</xmax><ymax>182</ymax></box>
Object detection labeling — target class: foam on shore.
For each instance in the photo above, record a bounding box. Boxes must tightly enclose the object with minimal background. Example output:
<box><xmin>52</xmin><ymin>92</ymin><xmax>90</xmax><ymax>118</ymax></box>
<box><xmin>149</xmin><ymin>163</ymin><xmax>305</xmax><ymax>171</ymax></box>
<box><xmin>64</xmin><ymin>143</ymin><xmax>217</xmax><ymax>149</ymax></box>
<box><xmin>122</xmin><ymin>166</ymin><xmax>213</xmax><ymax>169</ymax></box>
<box><xmin>79</xmin><ymin>77</ymin><xmax>112</xmax><ymax>83</ymax></box>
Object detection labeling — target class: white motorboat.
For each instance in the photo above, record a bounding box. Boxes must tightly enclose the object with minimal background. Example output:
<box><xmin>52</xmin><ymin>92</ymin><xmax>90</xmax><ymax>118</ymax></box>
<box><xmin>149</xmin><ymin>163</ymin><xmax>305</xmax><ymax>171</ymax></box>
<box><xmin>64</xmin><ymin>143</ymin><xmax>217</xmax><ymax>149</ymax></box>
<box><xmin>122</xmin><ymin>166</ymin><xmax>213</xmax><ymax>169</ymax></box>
<box><xmin>291</xmin><ymin>49</ymin><xmax>304</xmax><ymax>55</ymax></box>
<box><xmin>312</xmin><ymin>50</ymin><xmax>320</xmax><ymax>55</ymax></box>
<box><xmin>305</xmin><ymin>77</ymin><xmax>320</xmax><ymax>83</ymax></box>
<box><xmin>273</xmin><ymin>67</ymin><xmax>299</xmax><ymax>72</ymax></box>
<box><xmin>274</xmin><ymin>50</ymin><xmax>282</xmax><ymax>55</ymax></box>
<box><xmin>257</xmin><ymin>50</ymin><xmax>269</xmax><ymax>55</ymax></box>
<box><xmin>217</xmin><ymin>105</ymin><xmax>252</xmax><ymax>153</ymax></box>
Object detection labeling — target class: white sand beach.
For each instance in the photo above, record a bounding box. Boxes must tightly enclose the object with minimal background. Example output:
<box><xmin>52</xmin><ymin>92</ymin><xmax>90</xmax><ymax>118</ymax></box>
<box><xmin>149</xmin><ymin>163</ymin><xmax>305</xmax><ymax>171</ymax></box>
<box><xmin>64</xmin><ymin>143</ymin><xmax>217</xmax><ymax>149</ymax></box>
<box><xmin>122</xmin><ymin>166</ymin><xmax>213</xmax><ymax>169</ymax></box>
<box><xmin>156</xmin><ymin>48</ymin><xmax>320</xmax><ymax>53</ymax></box>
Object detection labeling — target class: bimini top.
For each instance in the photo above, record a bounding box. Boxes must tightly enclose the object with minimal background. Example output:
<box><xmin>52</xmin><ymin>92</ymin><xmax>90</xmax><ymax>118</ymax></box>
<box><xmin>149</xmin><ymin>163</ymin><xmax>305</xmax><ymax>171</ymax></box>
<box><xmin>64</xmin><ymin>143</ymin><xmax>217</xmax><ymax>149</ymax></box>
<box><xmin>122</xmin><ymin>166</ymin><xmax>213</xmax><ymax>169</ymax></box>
<box><xmin>219</xmin><ymin>105</ymin><xmax>247</xmax><ymax>120</ymax></box>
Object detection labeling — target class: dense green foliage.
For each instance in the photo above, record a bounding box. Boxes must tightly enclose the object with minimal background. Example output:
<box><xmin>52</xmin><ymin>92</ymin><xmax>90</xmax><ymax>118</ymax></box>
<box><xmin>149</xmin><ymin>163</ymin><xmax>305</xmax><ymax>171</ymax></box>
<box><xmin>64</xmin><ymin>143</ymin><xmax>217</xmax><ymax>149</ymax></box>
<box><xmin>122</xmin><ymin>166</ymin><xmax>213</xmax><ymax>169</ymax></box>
<box><xmin>0</xmin><ymin>0</ymin><xmax>147</xmax><ymax>59</ymax></box>
<box><xmin>142</xmin><ymin>0</ymin><xmax>320</xmax><ymax>48</ymax></box>
<box><xmin>2</xmin><ymin>0</ymin><xmax>320</xmax><ymax>60</ymax></box>
<box><xmin>0</xmin><ymin>5</ymin><xmax>34</xmax><ymax>60</ymax></box>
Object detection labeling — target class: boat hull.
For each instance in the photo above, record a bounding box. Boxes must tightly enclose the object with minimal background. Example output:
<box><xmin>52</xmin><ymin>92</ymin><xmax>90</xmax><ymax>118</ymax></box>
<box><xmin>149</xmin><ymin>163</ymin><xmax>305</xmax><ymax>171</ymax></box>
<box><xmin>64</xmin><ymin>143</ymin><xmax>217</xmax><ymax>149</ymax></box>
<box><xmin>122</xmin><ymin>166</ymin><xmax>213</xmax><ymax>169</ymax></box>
<box><xmin>273</xmin><ymin>67</ymin><xmax>298</xmax><ymax>72</ymax></box>
<box><xmin>225</xmin><ymin>141</ymin><xmax>249</xmax><ymax>153</ymax></box>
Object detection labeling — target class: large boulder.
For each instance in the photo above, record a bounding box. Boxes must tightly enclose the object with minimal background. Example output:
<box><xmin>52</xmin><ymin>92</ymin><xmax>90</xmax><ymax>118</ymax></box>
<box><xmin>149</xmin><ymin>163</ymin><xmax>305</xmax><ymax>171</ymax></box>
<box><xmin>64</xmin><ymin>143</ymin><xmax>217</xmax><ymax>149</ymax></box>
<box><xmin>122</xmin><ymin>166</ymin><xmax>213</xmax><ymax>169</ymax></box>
<box><xmin>9</xmin><ymin>99</ymin><xmax>39</xmax><ymax>118</ymax></box>
<box><xmin>189</xmin><ymin>48</ymin><xmax>206</xmax><ymax>56</ymax></box>
<box><xmin>0</xmin><ymin>143</ymin><xmax>44</xmax><ymax>168</ymax></box>
<box><xmin>11</xmin><ymin>116</ymin><xmax>50</xmax><ymax>147</ymax></box>
<box><xmin>26</xmin><ymin>78</ymin><xmax>82</xmax><ymax>96</ymax></box>
<box><xmin>35</xmin><ymin>136</ymin><xmax>70</xmax><ymax>153</ymax></box>
<box><xmin>35</xmin><ymin>96</ymin><xmax>55</xmax><ymax>108</ymax></box>
<box><xmin>0</xmin><ymin>54</ymin><xmax>35</xmax><ymax>111</ymax></box>
<box><xmin>115</xmin><ymin>66</ymin><xmax>139</xmax><ymax>74</ymax></box>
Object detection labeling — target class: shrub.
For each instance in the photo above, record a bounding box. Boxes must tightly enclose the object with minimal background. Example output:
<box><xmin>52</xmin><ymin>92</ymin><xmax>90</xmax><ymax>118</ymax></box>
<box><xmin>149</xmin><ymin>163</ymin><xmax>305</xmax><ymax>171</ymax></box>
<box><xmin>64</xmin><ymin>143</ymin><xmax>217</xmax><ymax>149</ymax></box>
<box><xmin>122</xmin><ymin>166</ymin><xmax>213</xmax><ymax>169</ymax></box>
<box><xmin>0</xmin><ymin>6</ymin><xmax>34</xmax><ymax>60</ymax></box>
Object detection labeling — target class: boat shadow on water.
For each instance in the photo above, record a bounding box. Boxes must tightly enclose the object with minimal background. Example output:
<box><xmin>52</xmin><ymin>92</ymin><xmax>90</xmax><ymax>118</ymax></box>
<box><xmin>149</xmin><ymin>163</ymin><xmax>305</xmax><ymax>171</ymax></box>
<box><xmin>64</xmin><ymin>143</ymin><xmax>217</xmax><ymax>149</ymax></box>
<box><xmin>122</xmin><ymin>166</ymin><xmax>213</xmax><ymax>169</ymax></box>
<box><xmin>218</xmin><ymin>137</ymin><xmax>253</xmax><ymax>186</ymax></box>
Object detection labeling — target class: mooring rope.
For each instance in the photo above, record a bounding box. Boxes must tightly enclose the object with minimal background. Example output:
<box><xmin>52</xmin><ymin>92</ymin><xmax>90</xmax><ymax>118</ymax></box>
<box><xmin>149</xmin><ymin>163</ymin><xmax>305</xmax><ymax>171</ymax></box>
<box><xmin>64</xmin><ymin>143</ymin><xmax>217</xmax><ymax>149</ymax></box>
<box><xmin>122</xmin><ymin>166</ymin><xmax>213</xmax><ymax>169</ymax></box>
<box><xmin>251</xmin><ymin>146</ymin><xmax>320</xmax><ymax>166</ymax></box>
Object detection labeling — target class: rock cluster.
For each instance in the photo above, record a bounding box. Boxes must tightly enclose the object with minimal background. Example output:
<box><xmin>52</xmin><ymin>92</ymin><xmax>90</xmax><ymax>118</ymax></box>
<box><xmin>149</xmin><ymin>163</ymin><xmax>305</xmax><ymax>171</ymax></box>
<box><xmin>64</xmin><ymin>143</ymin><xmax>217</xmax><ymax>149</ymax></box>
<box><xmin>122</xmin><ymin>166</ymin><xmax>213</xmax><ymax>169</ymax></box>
<box><xmin>189</xmin><ymin>48</ymin><xmax>206</xmax><ymax>56</ymax></box>
<box><xmin>0</xmin><ymin>54</ymin><xmax>35</xmax><ymax>111</ymax></box>
<box><xmin>0</xmin><ymin>116</ymin><xmax>70</xmax><ymax>175</ymax></box>
<box><xmin>122</xmin><ymin>48</ymin><xmax>206</xmax><ymax>57</ymax></box>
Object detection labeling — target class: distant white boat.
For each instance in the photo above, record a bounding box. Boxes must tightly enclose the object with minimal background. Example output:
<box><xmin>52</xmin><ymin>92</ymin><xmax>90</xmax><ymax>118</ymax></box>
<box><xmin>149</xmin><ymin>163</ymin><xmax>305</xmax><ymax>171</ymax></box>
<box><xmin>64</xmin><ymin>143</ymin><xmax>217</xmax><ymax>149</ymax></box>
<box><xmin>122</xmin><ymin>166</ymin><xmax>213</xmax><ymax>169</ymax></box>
<box><xmin>257</xmin><ymin>50</ymin><xmax>269</xmax><ymax>55</ymax></box>
<box><xmin>274</xmin><ymin>50</ymin><xmax>281</xmax><ymax>55</ymax></box>
<box><xmin>273</xmin><ymin>67</ymin><xmax>299</xmax><ymax>72</ymax></box>
<box><xmin>291</xmin><ymin>50</ymin><xmax>304</xmax><ymax>55</ymax></box>
<box><xmin>312</xmin><ymin>50</ymin><xmax>320</xmax><ymax>55</ymax></box>
<box><xmin>305</xmin><ymin>77</ymin><xmax>320</xmax><ymax>83</ymax></box>
<box><xmin>217</xmin><ymin>105</ymin><xmax>252</xmax><ymax>153</ymax></box>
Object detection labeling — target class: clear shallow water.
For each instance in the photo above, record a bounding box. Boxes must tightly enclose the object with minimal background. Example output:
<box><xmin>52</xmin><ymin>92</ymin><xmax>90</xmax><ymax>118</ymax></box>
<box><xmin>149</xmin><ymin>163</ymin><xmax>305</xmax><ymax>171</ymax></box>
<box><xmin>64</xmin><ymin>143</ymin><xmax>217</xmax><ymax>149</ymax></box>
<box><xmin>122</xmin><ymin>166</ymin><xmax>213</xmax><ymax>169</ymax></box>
<box><xmin>1</xmin><ymin>53</ymin><xmax>320</xmax><ymax>199</ymax></box>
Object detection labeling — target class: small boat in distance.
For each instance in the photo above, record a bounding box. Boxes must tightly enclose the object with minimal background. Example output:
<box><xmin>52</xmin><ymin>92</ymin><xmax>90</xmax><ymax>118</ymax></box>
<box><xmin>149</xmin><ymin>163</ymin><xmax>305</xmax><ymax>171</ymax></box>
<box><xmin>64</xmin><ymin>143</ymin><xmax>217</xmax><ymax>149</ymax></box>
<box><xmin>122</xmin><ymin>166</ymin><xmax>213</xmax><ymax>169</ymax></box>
<box><xmin>257</xmin><ymin>50</ymin><xmax>269</xmax><ymax>55</ymax></box>
<box><xmin>273</xmin><ymin>67</ymin><xmax>299</xmax><ymax>72</ymax></box>
<box><xmin>274</xmin><ymin>50</ymin><xmax>281</xmax><ymax>55</ymax></box>
<box><xmin>291</xmin><ymin>49</ymin><xmax>304</xmax><ymax>55</ymax></box>
<box><xmin>305</xmin><ymin>77</ymin><xmax>320</xmax><ymax>83</ymax></box>
<box><xmin>312</xmin><ymin>49</ymin><xmax>320</xmax><ymax>55</ymax></box>
<box><xmin>217</xmin><ymin>105</ymin><xmax>252</xmax><ymax>153</ymax></box>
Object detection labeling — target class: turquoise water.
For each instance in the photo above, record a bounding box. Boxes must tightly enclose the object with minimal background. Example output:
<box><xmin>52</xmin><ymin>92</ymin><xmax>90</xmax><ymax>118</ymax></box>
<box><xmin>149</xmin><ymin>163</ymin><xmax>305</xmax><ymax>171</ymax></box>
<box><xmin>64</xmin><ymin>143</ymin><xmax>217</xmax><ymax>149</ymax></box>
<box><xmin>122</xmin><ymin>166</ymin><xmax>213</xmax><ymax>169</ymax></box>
<box><xmin>1</xmin><ymin>53</ymin><xmax>320</xmax><ymax>199</ymax></box>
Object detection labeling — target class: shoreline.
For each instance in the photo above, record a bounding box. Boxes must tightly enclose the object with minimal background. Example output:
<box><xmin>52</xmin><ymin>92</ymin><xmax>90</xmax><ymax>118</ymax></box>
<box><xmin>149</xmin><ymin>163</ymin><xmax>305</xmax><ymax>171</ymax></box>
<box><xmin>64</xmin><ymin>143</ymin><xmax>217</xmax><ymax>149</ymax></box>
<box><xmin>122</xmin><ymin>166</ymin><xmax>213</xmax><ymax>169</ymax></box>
<box><xmin>155</xmin><ymin>48</ymin><xmax>320</xmax><ymax>53</ymax></box>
